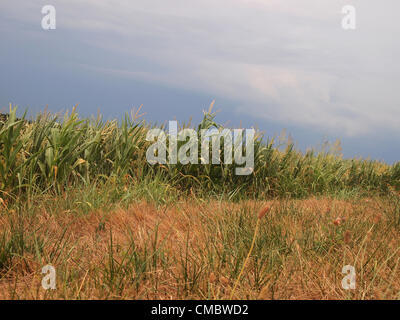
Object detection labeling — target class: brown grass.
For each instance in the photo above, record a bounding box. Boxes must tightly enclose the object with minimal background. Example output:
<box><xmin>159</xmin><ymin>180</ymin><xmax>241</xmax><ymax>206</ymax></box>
<box><xmin>0</xmin><ymin>197</ymin><xmax>399</xmax><ymax>299</ymax></box>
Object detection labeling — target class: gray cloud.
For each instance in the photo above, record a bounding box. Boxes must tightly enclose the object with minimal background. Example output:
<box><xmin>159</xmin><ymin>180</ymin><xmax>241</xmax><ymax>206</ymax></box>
<box><xmin>1</xmin><ymin>0</ymin><xmax>400</xmax><ymax>137</ymax></box>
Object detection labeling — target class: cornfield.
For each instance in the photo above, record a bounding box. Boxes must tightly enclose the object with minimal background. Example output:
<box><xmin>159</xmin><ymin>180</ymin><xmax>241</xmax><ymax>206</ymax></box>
<box><xmin>1</xmin><ymin>105</ymin><xmax>399</xmax><ymax>203</ymax></box>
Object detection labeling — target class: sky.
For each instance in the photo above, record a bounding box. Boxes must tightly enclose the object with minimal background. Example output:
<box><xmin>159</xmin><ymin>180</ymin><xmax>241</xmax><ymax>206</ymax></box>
<box><xmin>0</xmin><ymin>1</ymin><xmax>399</xmax><ymax>163</ymax></box>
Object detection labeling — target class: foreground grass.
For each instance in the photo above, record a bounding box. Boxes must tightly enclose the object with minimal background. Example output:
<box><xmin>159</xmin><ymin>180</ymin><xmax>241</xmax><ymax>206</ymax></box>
<box><xmin>0</xmin><ymin>190</ymin><xmax>399</xmax><ymax>299</ymax></box>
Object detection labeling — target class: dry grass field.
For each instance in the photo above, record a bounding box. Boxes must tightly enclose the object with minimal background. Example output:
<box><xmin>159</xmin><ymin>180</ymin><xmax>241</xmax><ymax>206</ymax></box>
<box><xmin>0</xmin><ymin>194</ymin><xmax>399</xmax><ymax>299</ymax></box>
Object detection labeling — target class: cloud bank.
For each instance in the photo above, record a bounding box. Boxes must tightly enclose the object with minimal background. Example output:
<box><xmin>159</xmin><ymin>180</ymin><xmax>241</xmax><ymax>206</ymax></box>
<box><xmin>1</xmin><ymin>0</ymin><xmax>400</xmax><ymax>137</ymax></box>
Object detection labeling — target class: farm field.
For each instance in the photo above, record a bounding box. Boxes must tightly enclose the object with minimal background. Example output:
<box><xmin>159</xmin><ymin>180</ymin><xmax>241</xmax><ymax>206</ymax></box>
<box><xmin>0</xmin><ymin>107</ymin><xmax>399</xmax><ymax>299</ymax></box>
